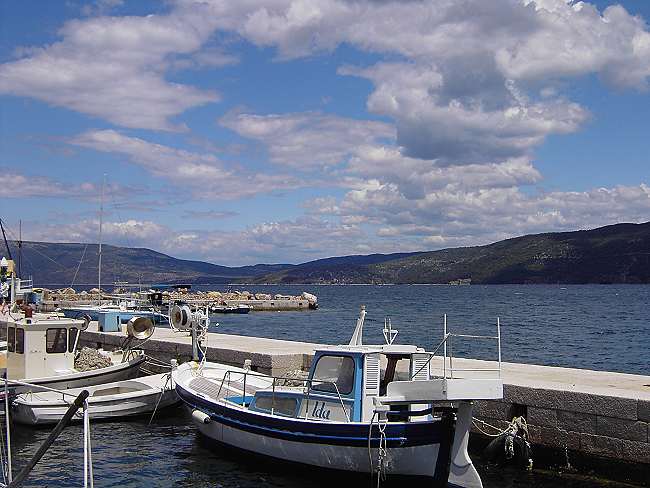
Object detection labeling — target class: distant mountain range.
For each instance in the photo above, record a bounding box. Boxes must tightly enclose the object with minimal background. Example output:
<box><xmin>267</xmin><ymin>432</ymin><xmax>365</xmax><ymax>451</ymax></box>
<box><xmin>2</xmin><ymin>222</ymin><xmax>649</xmax><ymax>286</ymax></box>
<box><xmin>1</xmin><ymin>241</ymin><xmax>290</xmax><ymax>286</ymax></box>
<box><xmin>258</xmin><ymin>222</ymin><xmax>650</xmax><ymax>284</ymax></box>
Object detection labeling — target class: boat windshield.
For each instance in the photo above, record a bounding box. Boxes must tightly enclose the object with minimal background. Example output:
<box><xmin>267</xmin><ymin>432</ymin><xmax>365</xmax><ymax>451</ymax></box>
<box><xmin>311</xmin><ymin>355</ymin><xmax>355</xmax><ymax>395</ymax></box>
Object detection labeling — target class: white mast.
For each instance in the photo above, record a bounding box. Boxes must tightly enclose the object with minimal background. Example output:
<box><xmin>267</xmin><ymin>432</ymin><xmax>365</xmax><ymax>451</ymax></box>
<box><xmin>349</xmin><ymin>305</ymin><xmax>366</xmax><ymax>346</ymax></box>
<box><xmin>98</xmin><ymin>175</ymin><xmax>106</xmax><ymax>302</ymax></box>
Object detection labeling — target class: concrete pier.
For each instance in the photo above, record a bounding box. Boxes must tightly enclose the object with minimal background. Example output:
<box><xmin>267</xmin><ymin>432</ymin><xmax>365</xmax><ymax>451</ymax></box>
<box><xmin>80</xmin><ymin>323</ymin><xmax>316</xmax><ymax>375</ymax></box>
<box><xmin>466</xmin><ymin>357</ymin><xmax>650</xmax><ymax>465</ymax></box>
<box><xmin>77</xmin><ymin>323</ymin><xmax>650</xmax><ymax>466</ymax></box>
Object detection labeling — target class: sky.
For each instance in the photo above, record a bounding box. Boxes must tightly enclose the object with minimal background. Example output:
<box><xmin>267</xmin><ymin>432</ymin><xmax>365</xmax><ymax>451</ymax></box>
<box><xmin>1</xmin><ymin>0</ymin><xmax>650</xmax><ymax>266</ymax></box>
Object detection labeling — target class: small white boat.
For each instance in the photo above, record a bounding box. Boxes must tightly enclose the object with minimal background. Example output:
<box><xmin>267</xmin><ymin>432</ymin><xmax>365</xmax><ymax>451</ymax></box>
<box><xmin>12</xmin><ymin>373</ymin><xmax>179</xmax><ymax>425</ymax></box>
<box><xmin>209</xmin><ymin>304</ymin><xmax>251</xmax><ymax>314</ymax></box>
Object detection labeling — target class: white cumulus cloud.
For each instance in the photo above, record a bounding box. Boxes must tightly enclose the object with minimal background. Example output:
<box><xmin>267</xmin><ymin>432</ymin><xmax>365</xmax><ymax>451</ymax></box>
<box><xmin>70</xmin><ymin>129</ymin><xmax>305</xmax><ymax>199</ymax></box>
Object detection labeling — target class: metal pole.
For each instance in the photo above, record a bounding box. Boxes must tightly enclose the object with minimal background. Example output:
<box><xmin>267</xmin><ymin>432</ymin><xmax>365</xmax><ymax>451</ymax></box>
<box><xmin>83</xmin><ymin>402</ymin><xmax>88</xmax><ymax>488</ymax></box>
<box><xmin>449</xmin><ymin>334</ymin><xmax>453</xmax><ymax>379</ymax></box>
<box><xmin>9</xmin><ymin>390</ymin><xmax>89</xmax><ymax>487</ymax></box>
<box><xmin>497</xmin><ymin>317</ymin><xmax>502</xmax><ymax>379</ymax></box>
<box><xmin>17</xmin><ymin>220</ymin><xmax>21</xmax><ymax>279</ymax></box>
<box><xmin>191</xmin><ymin>322</ymin><xmax>199</xmax><ymax>362</ymax></box>
<box><xmin>98</xmin><ymin>175</ymin><xmax>105</xmax><ymax>304</ymax></box>
<box><xmin>304</xmin><ymin>379</ymin><xmax>310</xmax><ymax>420</ymax></box>
<box><xmin>4</xmin><ymin>336</ymin><xmax>12</xmax><ymax>484</ymax></box>
<box><xmin>443</xmin><ymin>314</ymin><xmax>447</xmax><ymax>379</ymax></box>
<box><xmin>83</xmin><ymin>398</ymin><xmax>94</xmax><ymax>488</ymax></box>
<box><xmin>10</xmin><ymin>274</ymin><xmax>15</xmax><ymax>313</ymax></box>
<box><xmin>88</xmin><ymin>415</ymin><xmax>94</xmax><ymax>488</ymax></box>
<box><xmin>243</xmin><ymin>372</ymin><xmax>247</xmax><ymax>408</ymax></box>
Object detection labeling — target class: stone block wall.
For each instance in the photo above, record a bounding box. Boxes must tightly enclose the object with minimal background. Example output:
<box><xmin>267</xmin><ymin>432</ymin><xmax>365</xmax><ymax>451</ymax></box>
<box><xmin>473</xmin><ymin>384</ymin><xmax>650</xmax><ymax>464</ymax></box>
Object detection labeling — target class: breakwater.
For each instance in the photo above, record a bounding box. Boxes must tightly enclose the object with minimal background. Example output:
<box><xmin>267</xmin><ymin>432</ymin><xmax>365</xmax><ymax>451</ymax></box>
<box><xmin>79</xmin><ymin>323</ymin><xmax>650</xmax><ymax>469</ymax></box>
<box><xmin>38</xmin><ymin>287</ymin><xmax>318</xmax><ymax>311</ymax></box>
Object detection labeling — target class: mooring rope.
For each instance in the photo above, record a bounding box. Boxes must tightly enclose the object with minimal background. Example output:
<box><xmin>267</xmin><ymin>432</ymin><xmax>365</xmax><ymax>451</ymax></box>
<box><xmin>148</xmin><ymin>372</ymin><xmax>173</xmax><ymax>425</ymax></box>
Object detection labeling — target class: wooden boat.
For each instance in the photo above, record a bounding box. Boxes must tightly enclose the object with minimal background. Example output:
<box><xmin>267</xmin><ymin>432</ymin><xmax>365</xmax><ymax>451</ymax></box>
<box><xmin>12</xmin><ymin>372</ymin><xmax>179</xmax><ymax>425</ymax></box>
<box><xmin>1</xmin><ymin>312</ymin><xmax>145</xmax><ymax>395</ymax></box>
<box><xmin>173</xmin><ymin>307</ymin><xmax>504</xmax><ymax>487</ymax></box>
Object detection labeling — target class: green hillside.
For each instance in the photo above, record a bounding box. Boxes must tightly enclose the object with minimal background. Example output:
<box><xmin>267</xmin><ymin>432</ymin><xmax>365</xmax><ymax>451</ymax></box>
<box><xmin>2</xmin><ymin>222</ymin><xmax>648</xmax><ymax>286</ymax></box>
<box><xmin>254</xmin><ymin>222</ymin><xmax>650</xmax><ymax>284</ymax></box>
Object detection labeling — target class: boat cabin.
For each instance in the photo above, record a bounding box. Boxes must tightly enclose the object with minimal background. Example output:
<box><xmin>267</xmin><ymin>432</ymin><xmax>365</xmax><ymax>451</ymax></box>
<box><xmin>247</xmin><ymin>344</ymin><xmax>432</xmax><ymax>423</ymax></box>
<box><xmin>5</xmin><ymin>315</ymin><xmax>85</xmax><ymax>380</ymax></box>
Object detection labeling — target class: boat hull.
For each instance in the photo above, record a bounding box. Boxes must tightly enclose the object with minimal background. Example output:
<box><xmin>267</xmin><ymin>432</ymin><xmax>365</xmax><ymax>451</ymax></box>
<box><xmin>12</xmin><ymin>374</ymin><xmax>180</xmax><ymax>425</ymax></box>
<box><xmin>177</xmin><ymin>384</ymin><xmax>455</xmax><ymax>479</ymax></box>
<box><xmin>210</xmin><ymin>306</ymin><xmax>251</xmax><ymax>314</ymax></box>
<box><xmin>11</xmin><ymin>353</ymin><xmax>146</xmax><ymax>395</ymax></box>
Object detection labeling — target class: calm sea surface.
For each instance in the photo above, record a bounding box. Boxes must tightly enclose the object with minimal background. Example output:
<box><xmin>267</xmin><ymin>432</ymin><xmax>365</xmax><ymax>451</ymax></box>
<box><xmin>11</xmin><ymin>285</ymin><xmax>650</xmax><ymax>487</ymax></box>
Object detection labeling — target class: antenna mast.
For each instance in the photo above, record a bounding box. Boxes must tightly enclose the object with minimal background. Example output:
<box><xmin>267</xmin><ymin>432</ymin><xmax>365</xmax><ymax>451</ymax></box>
<box><xmin>98</xmin><ymin>175</ymin><xmax>106</xmax><ymax>301</ymax></box>
<box><xmin>18</xmin><ymin>219</ymin><xmax>22</xmax><ymax>279</ymax></box>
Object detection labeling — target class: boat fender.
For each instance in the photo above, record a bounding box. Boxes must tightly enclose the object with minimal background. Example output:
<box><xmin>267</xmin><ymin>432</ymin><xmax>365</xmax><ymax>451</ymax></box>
<box><xmin>483</xmin><ymin>417</ymin><xmax>533</xmax><ymax>469</ymax></box>
<box><xmin>192</xmin><ymin>409</ymin><xmax>211</xmax><ymax>424</ymax></box>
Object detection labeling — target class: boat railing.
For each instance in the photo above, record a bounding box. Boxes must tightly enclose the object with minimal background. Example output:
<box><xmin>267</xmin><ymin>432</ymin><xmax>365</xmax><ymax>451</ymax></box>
<box><xmin>215</xmin><ymin>369</ymin><xmax>351</xmax><ymax>422</ymax></box>
<box><xmin>3</xmin><ymin>378</ymin><xmax>79</xmax><ymax>402</ymax></box>
<box><xmin>411</xmin><ymin>314</ymin><xmax>502</xmax><ymax>380</ymax></box>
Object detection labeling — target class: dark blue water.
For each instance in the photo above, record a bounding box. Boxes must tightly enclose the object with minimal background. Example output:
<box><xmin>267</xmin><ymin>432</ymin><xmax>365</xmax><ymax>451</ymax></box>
<box><xmin>12</xmin><ymin>285</ymin><xmax>650</xmax><ymax>487</ymax></box>
<box><xmin>12</xmin><ymin>408</ymin><xmax>646</xmax><ymax>488</ymax></box>
<box><xmin>205</xmin><ymin>284</ymin><xmax>649</xmax><ymax>375</ymax></box>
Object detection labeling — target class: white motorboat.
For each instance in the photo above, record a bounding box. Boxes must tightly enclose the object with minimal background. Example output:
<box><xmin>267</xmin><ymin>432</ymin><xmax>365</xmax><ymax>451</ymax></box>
<box><xmin>173</xmin><ymin>306</ymin><xmax>504</xmax><ymax>487</ymax></box>
<box><xmin>2</xmin><ymin>312</ymin><xmax>145</xmax><ymax>394</ymax></box>
<box><xmin>12</xmin><ymin>372</ymin><xmax>179</xmax><ymax>425</ymax></box>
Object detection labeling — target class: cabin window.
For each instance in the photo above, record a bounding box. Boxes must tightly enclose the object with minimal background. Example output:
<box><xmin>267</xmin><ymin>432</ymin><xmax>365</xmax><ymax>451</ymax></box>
<box><xmin>68</xmin><ymin>327</ymin><xmax>79</xmax><ymax>353</ymax></box>
<box><xmin>253</xmin><ymin>396</ymin><xmax>298</xmax><ymax>416</ymax></box>
<box><xmin>7</xmin><ymin>327</ymin><xmax>14</xmax><ymax>353</ymax></box>
<box><xmin>46</xmin><ymin>328</ymin><xmax>67</xmax><ymax>353</ymax></box>
<box><xmin>15</xmin><ymin>328</ymin><xmax>24</xmax><ymax>354</ymax></box>
<box><xmin>311</xmin><ymin>355</ymin><xmax>355</xmax><ymax>395</ymax></box>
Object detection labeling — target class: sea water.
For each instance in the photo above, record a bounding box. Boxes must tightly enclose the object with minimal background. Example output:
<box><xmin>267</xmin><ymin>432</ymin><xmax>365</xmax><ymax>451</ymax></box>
<box><xmin>10</xmin><ymin>285</ymin><xmax>650</xmax><ymax>487</ymax></box>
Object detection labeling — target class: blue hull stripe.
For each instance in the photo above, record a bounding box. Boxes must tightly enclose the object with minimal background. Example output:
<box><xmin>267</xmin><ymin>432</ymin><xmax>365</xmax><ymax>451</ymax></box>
<box><xmin>177</xmin><ymin>384</ymin><xmax>448</xmax><ymax>448</ymax></box>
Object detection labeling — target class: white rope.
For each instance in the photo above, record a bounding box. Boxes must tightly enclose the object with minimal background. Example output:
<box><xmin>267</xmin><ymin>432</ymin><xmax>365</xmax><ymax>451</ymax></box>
<box><xmin>475</xmin><ymin>416</ymin><xmax>533</xmax><ymax>469</ymax></box>
<box><xmin>70</xmin><ymin>243</ymin><xmax>88</xmax><ymax>288</ymax></box>
<box><xmin>148</xmin><ymin>372</ymin><xmax>173</xmax><ymax>425</ymax></box>
<box><xmin>144</xmin><ymin>355</ymin><xmax>173</xmax><ymax>369</ymax></box>
<box><xmin>472</xmin><ymin>417</ymin><xmax>512</xmax><ymax>437</ymax></box>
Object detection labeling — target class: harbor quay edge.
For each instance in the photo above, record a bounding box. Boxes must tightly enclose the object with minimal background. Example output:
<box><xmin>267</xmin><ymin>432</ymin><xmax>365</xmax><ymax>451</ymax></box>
<box><xmin>17</xmin><ymin>322</ymin><xmax>650</xmax><ymax>468</ymax></box>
